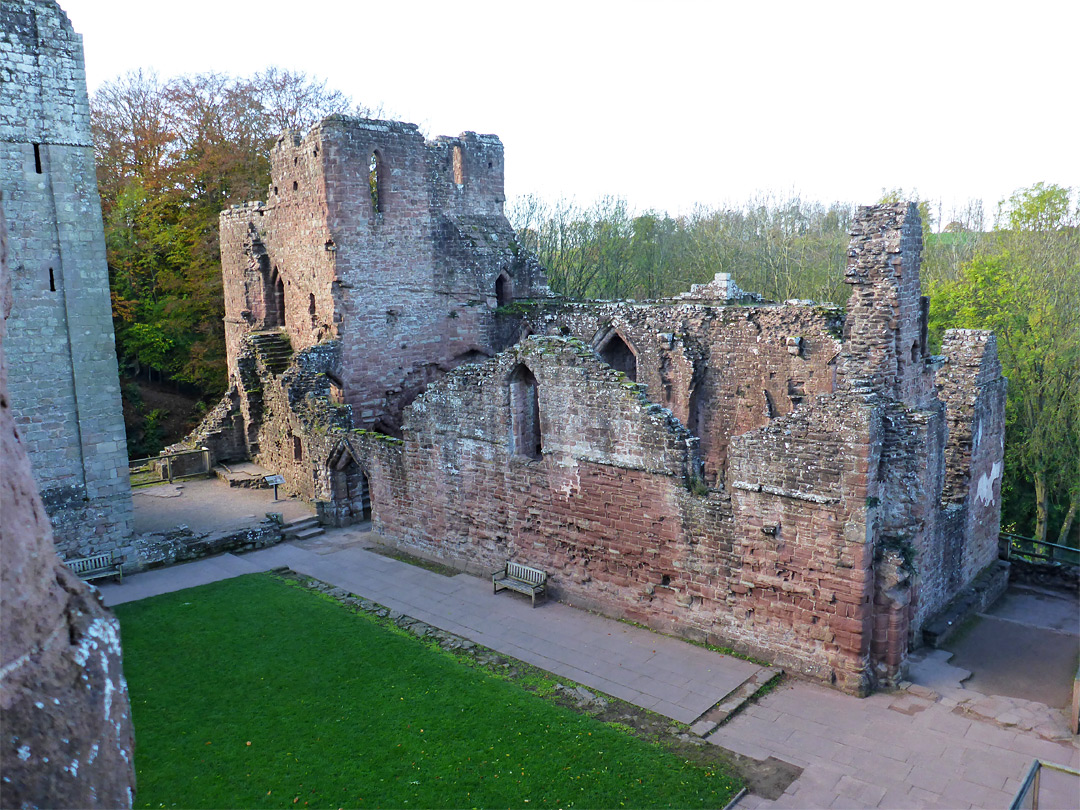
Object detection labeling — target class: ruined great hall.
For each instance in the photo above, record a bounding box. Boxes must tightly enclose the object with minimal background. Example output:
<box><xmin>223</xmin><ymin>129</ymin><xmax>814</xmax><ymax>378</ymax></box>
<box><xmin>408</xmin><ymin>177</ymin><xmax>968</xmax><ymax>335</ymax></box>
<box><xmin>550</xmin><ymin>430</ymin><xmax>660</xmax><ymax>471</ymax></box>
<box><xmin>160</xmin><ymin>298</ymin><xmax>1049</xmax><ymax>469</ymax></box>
<box><xmin>160</xmin><ymin>117</ymin><xmax>1010</xmax><ymax>695</ymax></box>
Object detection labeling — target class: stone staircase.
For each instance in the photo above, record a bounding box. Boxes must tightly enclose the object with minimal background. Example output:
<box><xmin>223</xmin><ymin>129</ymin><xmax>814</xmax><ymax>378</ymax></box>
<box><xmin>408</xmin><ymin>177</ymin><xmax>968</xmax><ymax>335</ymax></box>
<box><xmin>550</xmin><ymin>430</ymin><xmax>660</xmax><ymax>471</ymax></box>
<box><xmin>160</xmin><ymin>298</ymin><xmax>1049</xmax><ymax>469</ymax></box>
<box><xmin>250</xmin><ymin>330</ymin><xmax>293</xmax><ymax>375</ymax></box>
<box><xmin>282</xmin><ymin>515</ymin><xmax>324</xmax><ymax>542</ymax></box>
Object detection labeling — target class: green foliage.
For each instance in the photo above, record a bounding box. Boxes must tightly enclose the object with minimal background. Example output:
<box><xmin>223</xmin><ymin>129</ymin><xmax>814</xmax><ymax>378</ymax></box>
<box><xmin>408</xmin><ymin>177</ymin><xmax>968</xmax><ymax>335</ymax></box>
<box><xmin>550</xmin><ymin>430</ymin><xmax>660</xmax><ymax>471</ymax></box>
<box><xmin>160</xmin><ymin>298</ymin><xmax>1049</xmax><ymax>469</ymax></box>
<box><xmin>928</xmin><ymin>184</ymin><xmax>1079</xmax><ymax>545</ymax></box>
<box><xmin>115</xmin><ymin>574</ymin><xmax>740</xmax><ymax>809</ymax></box>
<box><xmin>510</xmin><ymin>193</ymin><xmax>854</xmax><ymax>304</ymax></box>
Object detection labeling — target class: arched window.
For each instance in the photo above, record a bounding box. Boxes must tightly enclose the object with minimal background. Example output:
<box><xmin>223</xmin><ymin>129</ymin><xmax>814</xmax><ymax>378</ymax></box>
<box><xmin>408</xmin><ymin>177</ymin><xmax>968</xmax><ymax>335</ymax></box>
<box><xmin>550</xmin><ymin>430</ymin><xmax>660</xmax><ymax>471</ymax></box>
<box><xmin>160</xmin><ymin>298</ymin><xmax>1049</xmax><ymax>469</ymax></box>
<box><xmin>369</xmin><ymin>150</ymin><xmax>383</xmax><ymax>214</ymax></box>
<box><xmin>599</xmin><ymin>332</ymin><xmax>637</xmax><ymax>382</ymax></box>
<box><xmin>495</xmin><ymin>272</ymin><xmax>512</xmax><ymax>307</ymax></box>
<box><xmin>452</xmin><ymin>145</ymin><xmax>465</xmax><ymax>185</ymax></box>
<box><xmin>509</xmin><ymin>364</ymin><xmax>542</xmax><ymax>460</ymax></box>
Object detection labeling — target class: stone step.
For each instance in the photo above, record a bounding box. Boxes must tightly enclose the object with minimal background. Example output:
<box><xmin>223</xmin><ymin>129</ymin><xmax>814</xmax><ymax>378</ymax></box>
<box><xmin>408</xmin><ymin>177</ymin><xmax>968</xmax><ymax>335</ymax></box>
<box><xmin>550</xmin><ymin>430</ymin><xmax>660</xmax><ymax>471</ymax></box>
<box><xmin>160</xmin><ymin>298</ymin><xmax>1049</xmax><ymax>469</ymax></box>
<box><xmin>282</xmin><ymin>516</ymin><xmax>323</xmax><ymax>541</ymax></box>
<box><xmin>689</xmin><ymin>666</ymin><xmax>783</xmax><ymax>738</ymax></box>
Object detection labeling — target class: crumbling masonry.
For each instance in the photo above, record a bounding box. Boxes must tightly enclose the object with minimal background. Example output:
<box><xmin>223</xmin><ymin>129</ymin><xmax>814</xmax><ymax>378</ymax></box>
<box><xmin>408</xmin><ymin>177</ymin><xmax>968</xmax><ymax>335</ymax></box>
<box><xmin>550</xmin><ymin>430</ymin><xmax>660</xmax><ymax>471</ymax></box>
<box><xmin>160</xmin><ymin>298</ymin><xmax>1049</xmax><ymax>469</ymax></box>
<box><xmin>179</xmin><ymin>115</ymin><xmax>1007</xmax><ymax>694</ymax></box>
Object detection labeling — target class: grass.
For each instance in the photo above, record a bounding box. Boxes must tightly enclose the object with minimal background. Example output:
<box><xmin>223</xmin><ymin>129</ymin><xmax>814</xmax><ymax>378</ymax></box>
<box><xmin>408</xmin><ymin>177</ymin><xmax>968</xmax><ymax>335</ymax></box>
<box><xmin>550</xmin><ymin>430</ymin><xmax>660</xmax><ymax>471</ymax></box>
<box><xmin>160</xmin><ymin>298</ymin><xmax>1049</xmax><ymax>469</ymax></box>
<box><xmin>115</xmin><ymin>574</ymin><xmax>741</xmax><ymax>809</ymax></box>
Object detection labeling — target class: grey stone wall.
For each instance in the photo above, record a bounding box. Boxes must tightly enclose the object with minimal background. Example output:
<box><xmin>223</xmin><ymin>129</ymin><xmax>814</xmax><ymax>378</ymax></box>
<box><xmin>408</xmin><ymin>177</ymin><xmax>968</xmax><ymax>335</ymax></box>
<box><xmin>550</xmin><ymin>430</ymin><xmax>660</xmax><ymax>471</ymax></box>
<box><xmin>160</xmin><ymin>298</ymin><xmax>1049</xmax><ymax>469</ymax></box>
<box><xmin>0</xmin><ymin>0</ymin><xmax>132</xmax><ymax>559</ymax></box>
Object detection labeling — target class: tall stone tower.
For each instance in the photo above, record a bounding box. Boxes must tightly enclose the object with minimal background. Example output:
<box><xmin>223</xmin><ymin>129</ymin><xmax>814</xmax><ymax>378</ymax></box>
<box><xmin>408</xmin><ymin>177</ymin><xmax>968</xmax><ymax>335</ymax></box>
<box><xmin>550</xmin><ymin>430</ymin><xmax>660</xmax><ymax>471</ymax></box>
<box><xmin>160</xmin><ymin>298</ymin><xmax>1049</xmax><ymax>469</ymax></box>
<box><xmin>0</xmin><ymin>0</ymin><xmax>132</xmax><ymax>559</ymax></box>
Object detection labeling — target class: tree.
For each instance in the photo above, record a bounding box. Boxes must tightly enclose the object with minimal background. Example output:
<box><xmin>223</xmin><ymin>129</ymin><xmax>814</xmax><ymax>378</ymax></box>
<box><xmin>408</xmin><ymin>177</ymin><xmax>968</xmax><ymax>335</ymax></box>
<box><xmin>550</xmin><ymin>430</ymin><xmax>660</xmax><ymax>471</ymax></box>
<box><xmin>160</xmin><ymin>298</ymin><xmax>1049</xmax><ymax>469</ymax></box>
<box><xmin>91</xmin><ymin>68</ymin><xmax>364</xmax><ymax>451</ymax></box>
<box><xmin>929</xmin><ymin>184</ymin><xmax>1079</xmax><ymax>546</ymax></box>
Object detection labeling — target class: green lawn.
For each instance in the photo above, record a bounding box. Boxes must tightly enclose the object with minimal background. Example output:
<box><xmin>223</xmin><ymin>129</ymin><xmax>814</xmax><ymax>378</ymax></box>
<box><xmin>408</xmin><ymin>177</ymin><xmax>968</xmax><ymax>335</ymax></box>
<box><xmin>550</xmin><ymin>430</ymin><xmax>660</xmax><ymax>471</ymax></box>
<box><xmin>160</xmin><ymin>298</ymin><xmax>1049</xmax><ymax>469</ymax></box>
<box><xmin>115</xmin><ymin>574</ymin><xmax>740</xmax><ymax>809</ymax></box>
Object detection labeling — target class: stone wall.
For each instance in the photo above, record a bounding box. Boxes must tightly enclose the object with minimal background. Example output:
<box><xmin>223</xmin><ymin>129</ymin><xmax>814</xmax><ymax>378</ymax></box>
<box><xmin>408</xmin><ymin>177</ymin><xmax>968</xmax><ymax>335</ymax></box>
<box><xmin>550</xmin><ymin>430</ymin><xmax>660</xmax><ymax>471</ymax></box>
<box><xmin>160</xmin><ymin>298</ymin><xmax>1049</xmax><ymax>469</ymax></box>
<box><xmin>217</xmin><ymin>117</ymin><xmax>550</xmax><ymax>444</ymax></box>
<box><xmin>0</xmin><ymin>0</ymin><xmax>132</xmax><ymax>560</ymax></box>
<box><xmin>338</xmin><ymin>337</ymin><xmax>881</xmax><ymax>691</ymax></box>
<box><xmin>2</xmin><ymin>152</ymin><xmax>135</xmax><ymax>808</ymax></box>
<box><xmin>516</xmin><ymin>299</ymin><xmax>843</xmax><ymax>482</ymax></box>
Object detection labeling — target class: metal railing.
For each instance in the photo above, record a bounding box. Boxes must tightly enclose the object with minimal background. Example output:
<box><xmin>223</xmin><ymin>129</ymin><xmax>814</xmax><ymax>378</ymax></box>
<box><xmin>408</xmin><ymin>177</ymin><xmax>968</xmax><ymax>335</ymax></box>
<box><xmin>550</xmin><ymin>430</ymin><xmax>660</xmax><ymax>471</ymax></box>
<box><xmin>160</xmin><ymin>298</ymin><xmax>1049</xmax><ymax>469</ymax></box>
<box><xmin>129</xmin><ymin>447</ymin><xmax>211</xmax><ymax>487</ymax></box>
<box><xmin>1000</xmin><ymin>532</ymin><xmax>1080</xmax><ymax>567</ymax></box>
<box><xmin>1009</xmin><ymin>759</ymin><xmax>1080</xmax><ymax>809</ymax></box>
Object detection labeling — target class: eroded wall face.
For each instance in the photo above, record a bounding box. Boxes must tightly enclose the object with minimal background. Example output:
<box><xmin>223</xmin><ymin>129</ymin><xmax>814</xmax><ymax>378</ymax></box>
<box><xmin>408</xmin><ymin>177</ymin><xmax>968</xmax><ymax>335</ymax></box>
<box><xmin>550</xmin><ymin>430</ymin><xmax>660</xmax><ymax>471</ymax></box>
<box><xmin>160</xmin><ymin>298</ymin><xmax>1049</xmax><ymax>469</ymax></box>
<box><xmin>0</xmin><ymin>0</ymin><xmax>132</xmax><ymax>559</ymax></box>
<box><xmin>217</xmin><ymin>117</ymin><xmax>549</xmax><ymax>444</ymax></box>
<box><xmin>521</xmin><ymin>302</ymin><xmax>842</xmax><ymax>483</ymax></box>
<box><xmin>351</xmin><ymin>337</ymin><xmax>879</xmax><ymax>691</ymax></box>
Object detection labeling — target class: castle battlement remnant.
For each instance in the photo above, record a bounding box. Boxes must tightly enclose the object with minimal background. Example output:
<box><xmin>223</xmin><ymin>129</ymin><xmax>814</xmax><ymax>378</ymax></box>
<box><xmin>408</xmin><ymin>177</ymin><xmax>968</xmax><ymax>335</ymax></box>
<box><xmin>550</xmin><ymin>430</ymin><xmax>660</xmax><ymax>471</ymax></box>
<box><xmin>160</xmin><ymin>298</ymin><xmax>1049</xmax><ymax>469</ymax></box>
<box><xmin>176</xmin><ymin>114</ymin><xmax>1008</xmax><ymax>695</ymax></box>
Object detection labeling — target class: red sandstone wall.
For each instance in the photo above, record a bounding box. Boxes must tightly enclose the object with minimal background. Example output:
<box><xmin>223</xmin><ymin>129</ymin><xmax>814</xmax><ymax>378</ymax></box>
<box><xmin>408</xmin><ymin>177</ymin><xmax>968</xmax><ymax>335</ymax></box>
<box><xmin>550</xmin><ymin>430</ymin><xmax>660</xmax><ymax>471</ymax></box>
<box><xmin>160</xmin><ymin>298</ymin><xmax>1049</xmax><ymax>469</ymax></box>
<box><xmin>352</xmin><ymin>336</ymin><xmax>881</xmax><ymax>690</ymax></box>
<box><xmin>525</xmin><ymin>301</ymin><xmax>843</xmax><ymax>483</ymax></box>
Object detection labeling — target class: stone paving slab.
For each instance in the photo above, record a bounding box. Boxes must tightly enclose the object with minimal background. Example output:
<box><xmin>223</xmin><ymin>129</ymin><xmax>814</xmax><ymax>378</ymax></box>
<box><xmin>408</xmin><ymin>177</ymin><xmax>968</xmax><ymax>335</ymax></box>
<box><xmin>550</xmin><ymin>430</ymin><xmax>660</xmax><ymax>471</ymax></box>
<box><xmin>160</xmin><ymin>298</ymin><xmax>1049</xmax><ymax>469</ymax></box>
<box><xmin>98</xmin><ymin>529</ymin><xmax>1080</xmax><ymax>809</ymax></box>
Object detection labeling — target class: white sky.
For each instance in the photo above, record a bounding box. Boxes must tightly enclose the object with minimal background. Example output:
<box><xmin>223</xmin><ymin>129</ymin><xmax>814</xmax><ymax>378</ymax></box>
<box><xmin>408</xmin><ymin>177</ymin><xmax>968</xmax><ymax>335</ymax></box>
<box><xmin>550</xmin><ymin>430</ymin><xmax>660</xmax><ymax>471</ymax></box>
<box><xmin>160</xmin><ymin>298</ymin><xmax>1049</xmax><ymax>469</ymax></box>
<box><xmin>62</xmin><ymin>0</ymin><xmax>1080</xmax><ymax>226</ymax></box>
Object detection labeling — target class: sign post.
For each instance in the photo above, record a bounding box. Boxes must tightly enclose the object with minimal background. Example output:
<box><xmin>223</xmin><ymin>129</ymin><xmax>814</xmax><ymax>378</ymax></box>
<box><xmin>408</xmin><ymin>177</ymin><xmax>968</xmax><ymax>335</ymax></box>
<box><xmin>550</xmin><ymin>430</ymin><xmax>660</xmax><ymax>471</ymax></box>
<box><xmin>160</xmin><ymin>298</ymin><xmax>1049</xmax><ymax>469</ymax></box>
<box><xmin>264</xmin><ymin>474</ymin><xmax>286</xmax><ymax>501</ymax></box>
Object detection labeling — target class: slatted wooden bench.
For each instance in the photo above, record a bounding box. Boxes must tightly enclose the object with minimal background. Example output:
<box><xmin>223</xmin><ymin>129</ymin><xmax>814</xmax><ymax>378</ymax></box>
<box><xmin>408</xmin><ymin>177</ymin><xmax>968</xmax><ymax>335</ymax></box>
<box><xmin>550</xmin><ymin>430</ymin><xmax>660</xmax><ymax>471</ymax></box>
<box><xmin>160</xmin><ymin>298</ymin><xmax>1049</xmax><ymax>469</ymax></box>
<box><xmin>65</xmin><ymin>551</ymin><xmax>123</xmax><ymax>584</ymax></box>
<box><xmin>492</xmin><ymin>561</ymin><xmax>547</xmax><ymax>607</ymax></box>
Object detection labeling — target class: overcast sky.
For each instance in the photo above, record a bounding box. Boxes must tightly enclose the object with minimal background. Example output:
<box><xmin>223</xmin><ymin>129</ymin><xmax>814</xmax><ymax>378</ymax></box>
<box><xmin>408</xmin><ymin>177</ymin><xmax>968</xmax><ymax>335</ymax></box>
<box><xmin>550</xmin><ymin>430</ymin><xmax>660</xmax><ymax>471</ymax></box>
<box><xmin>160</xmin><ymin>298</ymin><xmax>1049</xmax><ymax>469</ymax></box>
<box><xmin>62</xmin><ymin>0</ymin><xmax>1079</xmax><ymax>226</ymax></box>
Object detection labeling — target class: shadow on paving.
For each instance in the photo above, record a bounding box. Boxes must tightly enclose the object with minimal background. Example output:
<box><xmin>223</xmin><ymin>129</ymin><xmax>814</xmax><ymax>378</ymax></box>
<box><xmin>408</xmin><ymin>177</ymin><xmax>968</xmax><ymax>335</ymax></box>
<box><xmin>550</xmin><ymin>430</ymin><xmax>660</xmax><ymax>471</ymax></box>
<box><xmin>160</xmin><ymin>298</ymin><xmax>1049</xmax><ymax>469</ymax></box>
<box><xmin>943</xmin><ymin>584</ymin><xmax>1079</xmax><ymax>708</ymax></box>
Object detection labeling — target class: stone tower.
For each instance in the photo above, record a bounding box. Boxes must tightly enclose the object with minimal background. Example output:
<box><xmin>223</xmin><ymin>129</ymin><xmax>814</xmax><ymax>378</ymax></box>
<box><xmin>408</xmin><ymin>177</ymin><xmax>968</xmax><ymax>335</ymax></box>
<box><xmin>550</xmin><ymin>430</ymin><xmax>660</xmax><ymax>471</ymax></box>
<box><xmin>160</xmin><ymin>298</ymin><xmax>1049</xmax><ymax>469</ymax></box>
<box><xmin>0</xmin><ymin>0</ymin><xmax>132</xmax><ymax>559</ymax></box>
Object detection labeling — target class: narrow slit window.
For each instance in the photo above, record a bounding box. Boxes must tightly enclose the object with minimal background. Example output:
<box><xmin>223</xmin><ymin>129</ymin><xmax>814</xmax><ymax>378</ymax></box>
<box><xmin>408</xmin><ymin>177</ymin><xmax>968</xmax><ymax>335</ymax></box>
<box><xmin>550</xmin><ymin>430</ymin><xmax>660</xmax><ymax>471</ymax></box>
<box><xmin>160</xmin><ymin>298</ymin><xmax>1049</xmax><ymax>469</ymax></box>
<box><xmin>49</xmin><ymin>267</ymin><xmax>55</xmax><ymax>291</ymax></box>
<box><xmin>33</xmin><ymin>143</ymin><xmax>42</xmax><ymax>174</ymax></box>
<box><xmin>369</xmin><ymin>151</ymin><xmax>383</xmax><ymax>214</ymax></box>
<box><xmin>453</xmin><ymin>145</ymin><xmax>465</xmax><ymax>185</ymax></box>
<box><xmin>293</xmin><ymin>435</ymin><xmax>303</xmax><ymax>461</ymax></box>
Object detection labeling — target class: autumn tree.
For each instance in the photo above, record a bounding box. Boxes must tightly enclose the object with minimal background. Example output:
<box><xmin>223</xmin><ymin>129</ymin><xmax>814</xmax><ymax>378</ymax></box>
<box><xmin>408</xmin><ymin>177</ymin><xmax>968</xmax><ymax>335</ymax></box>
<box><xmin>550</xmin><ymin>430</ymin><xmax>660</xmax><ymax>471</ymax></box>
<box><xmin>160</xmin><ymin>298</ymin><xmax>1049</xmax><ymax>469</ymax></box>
<box><xmin>91</xmin><ymin>68</ymin><xmax>364</xmax><ymax>452</ymax></box>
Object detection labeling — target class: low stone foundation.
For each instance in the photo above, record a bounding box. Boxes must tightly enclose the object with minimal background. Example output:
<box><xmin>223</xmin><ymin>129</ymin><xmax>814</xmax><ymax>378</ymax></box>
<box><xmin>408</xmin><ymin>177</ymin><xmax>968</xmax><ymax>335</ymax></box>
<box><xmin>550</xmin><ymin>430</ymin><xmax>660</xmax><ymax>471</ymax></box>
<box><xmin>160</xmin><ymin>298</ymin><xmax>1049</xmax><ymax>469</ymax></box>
<box><xmin>123</xmin><ymin>520</ymin><xmax>283</xmax><ymax>573</ymax></box>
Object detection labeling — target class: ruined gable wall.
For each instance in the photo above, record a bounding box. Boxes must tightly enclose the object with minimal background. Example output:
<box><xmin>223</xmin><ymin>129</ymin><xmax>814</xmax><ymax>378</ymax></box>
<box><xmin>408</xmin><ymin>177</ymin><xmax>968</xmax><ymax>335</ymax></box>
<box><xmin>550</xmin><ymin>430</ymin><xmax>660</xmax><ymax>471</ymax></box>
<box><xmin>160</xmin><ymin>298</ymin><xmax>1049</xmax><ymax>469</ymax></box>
<box><xmin>727</xmin><ymin>395</ymin><xmax>882</xmax><ymax>693</ymax></box>
<box><xmin>937</xmin><ymin>330</ymin><xmax>1007</xmax><ymax>587</ymax></box>
<box><xmin>521</xmin><ymin>301</ymin><xmax>842</xmax><ymax>483</ymax></box>
<box><xmin>0</xmin><ymin>0</ymin><xmax>132</xmax><ymax>559</ymax></box>
<box><xmin>353</xmin><ymin>337</ymin><xmax>882</xmax><ymax>690</ymax></box>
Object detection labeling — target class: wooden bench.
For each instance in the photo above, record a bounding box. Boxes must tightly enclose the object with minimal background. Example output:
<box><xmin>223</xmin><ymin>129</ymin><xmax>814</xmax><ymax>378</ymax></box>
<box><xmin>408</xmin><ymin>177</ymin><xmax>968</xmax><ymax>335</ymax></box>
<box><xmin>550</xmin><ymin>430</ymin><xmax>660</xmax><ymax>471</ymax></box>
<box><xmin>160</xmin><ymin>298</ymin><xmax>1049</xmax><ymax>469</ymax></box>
<box><xmin>65</xmin><ymin>551</ymin><xmax>123</xmax><ymax>584</ymax></box>
<box><xmin>492</xmin><ymin>561</ymin><xmax>547</xmax><ymax>608</ymax></box>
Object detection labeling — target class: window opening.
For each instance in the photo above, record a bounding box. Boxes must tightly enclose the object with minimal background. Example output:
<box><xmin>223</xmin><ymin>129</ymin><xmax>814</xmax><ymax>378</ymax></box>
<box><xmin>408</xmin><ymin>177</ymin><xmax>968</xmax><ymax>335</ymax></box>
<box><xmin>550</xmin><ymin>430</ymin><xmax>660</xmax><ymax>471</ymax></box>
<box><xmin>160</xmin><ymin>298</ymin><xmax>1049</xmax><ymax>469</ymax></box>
<box><xmin>309</xmin><ymin>293</ymin><xmax>317</xmax><ymax>327</ymax></box>
<box><xmin>293</xmin><ymin>435</ymin><xmax>303</xmax><ymax>461</ymax></box>
<box><xmin>49</xmin><ymin>267</ymin><xmax>55</xmax><ymax>292</ymax></box>
<box><xmin>599</xmin><ymin>333</ymin><xmax>637</xmax><ymax>382</ymax></box>
<box><xmin>495</xmin><ymin>272</ymin><xmax>512</xmax><ymax>307</ymax></box>
<box><xmin>764</xmin><ymin>389</ymin><xmax>777</xmax><ymax>419</ymax></box>
<box><xmin>274</xmin><ymin>273</ymin><xmax>286</xmax><ymax>327</ymax></box>
<box><xmin>369</xmin><ymin>150</ymin><xmax>383</xmax><ymax>214</ymax></box>
<box><xmin>453</xmin><ymin>145</ymin><xmax>465</xmax><ymax>185</ymax></box>
<box><xmin>510</xmin><ymin>364</ymin><xmax>542</xmax><ymax>460</ymax></box>
<box><xmin>292</xmin><ymin>180</ymin><xmax>298</xmax><ymax>191</ymax></box>
<box><xmin>33</xmin><ymin>143</ymin><xmax>42</xmax><ymax>174</ymax></box>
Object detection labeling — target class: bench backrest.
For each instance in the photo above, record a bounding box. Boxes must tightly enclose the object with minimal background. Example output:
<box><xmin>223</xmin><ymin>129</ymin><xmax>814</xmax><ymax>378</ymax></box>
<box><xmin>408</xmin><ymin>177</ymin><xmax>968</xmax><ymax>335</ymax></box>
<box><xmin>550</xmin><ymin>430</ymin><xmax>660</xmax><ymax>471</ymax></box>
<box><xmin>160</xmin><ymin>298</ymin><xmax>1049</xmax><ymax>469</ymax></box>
<box><xmin>67</xmin><ymin>553</ymin><xmax>114</xmax><ymax>575</ymax></box>
<box><xmin>507</xmin><ymin>561</ymin><xmax>546</xmax><ymax>585</ymax></box>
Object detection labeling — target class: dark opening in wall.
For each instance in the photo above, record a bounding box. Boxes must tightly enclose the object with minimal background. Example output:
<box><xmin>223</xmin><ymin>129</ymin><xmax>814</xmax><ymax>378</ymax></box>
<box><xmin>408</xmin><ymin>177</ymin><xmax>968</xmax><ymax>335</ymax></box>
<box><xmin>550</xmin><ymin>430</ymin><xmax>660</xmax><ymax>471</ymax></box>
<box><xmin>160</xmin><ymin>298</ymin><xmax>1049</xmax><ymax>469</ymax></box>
<box><xmin>453</xmin><ymin>145</ymin><xmax>465</xmax><ymax>185</ymax></box>
<box><xmin>495</xmin><ymin>272</ymin><xmax>512</xmax><ymax>307</ymax></box>
<box><xmin>274</xmin><ymin>273</ymin><xmax>286</xmax><ymax>327</ymax></box>
<box><xmin>599</xmin><ymin>333</ymin><xmax>637</xmax><ymax>382</ymax></box>
<box><xmin>369</xmin><ymin>150</ymin><xmax>383</xmax><ymax>214</ymax></box>
<box><xmin>292</xmin><ymin>180</ymin><xmax>298</xmax><ymax>191</ymax></box>
<box><xmin>33</xmin><ymin>143</ymin><xmax>42</xmax><ymax>174</ymax></box>
<box><xmin>764</xmin><ymin>389</ymin><xmax>777</xmax><ymax>419</ymax></box>
<box><xmin>510</xmin><ymin>363</ymin><xmax>542</xmax><ymax>460</ymax></box>
<box><xmin>309</xmin><ymin>293</ymin><xmax>316</xmax><ymax>327</ymax></box>
<box><xmin>327</xmin><ymin>372</ymin><xmax>344</xmax><ymax>404</ymax></box>
<box><xmin>293</xmin><ymin>435</ymin><xmax>303</xmax><ymax>461</ymax></box>
<box><xmin>49</xmin><ymin>267</ymin><xmax>55</xmax><ymax>292</ymax></box>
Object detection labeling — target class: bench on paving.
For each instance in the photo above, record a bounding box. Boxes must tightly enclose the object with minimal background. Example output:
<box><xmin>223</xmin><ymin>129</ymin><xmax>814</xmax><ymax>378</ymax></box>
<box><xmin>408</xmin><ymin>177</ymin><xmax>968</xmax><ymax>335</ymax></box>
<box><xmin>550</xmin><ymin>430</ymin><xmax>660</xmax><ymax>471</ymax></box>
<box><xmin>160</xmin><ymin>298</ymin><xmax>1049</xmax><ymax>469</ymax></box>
<box><xmin>64</xmin><ymin>550</ymin><xmax>123</xmax><ymax>584</ymax></box>
<box><xmin>492</xmin><ymin>560</ymin><xmax>548</xmax><ymax>607</ymax></box>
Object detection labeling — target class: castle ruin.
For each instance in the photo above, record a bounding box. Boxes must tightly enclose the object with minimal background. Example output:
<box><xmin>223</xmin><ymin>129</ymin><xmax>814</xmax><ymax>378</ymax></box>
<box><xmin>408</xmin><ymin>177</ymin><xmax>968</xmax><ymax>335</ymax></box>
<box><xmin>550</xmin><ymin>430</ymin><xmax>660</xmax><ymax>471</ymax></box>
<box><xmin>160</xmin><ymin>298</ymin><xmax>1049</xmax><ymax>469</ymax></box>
<box><xmin>177</xmin><ymin>115</ymin><xmax>1007</xmax><ymax>695</ymax></box>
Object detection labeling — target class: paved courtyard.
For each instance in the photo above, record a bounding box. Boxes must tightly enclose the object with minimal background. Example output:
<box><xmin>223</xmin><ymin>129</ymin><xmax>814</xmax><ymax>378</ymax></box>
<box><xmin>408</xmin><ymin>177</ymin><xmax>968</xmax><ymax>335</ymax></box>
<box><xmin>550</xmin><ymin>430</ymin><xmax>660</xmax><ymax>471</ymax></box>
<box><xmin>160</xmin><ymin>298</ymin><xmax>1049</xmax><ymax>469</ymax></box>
<box><xmin>99</xmin><ymin>528</ymin><xmax>1080</xmax><ymax>809</ymax></box>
